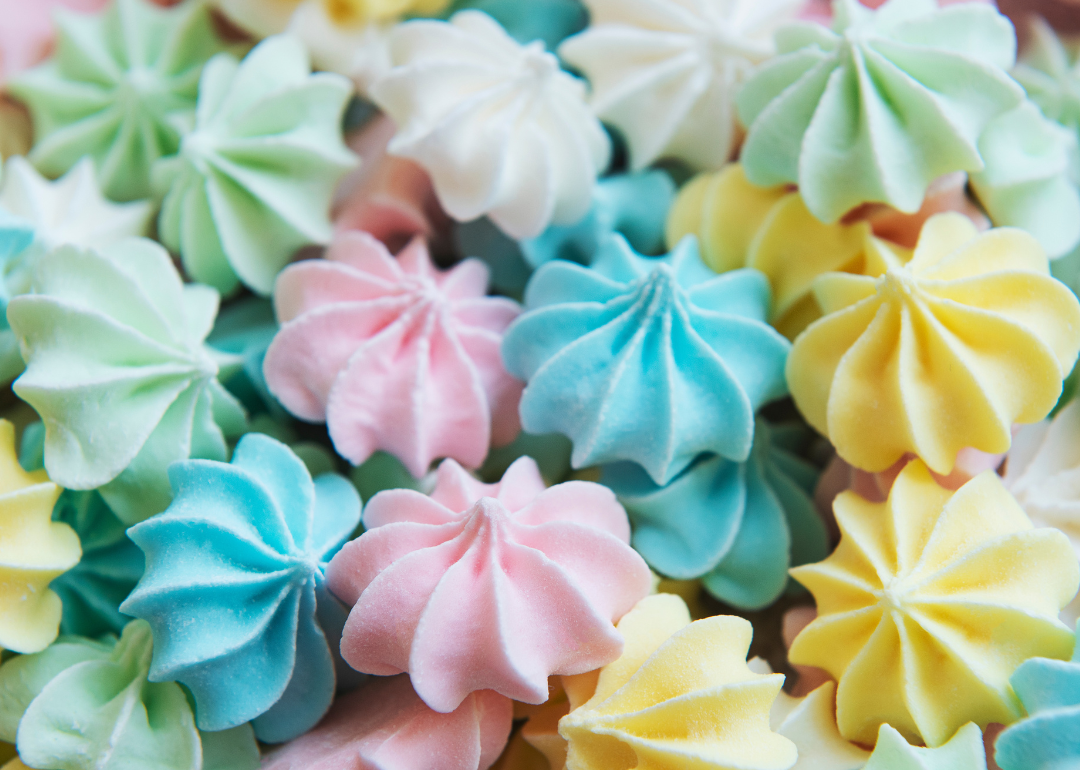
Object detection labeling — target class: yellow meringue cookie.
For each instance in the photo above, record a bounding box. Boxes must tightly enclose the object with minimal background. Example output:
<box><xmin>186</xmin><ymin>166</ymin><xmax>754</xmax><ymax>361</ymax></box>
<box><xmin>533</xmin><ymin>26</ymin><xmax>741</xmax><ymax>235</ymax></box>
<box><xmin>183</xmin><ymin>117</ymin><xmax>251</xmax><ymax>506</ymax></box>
<box><xmin>787</xmin><ymin>212</ymin><xmax>1080</xmax><ymax>474</ymax></box>
<box><xmin>0</xmin><ymin>420</ymin><xmax>80</xmax><ymax>654</ymax></box>
<box><xmin>559</xmin><ymin>593</ymin><xmax>797</xmax><ymax>770</ymax></box>
<box><xmin>790</xmin><ymin>459</ymin><xmax>1079</xmax><ymax>748</ymax></box>
<box><xmin>666</xmin><ymin>165</ymin><xmax>906</xmax><ymax>339</ymax></box>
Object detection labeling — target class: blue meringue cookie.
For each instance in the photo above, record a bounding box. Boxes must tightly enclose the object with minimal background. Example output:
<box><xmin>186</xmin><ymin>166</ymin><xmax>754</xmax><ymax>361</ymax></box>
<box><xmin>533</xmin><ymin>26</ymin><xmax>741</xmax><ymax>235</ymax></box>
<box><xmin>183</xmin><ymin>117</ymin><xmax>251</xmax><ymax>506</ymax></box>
<box><xmin>602</xmin><ymin>420</ymin><xmax>828</xmax><ymax>610</ymax></box>
<box><xmin>994</xmin><ymin>624</ymin><xmax>1080</xmax><ymax>770</ymax></box>
<box><xmin>502</xmin><ymin>233</ymin><xmax>790</xmax><ymax>485</ymax></box>
<box><xmin>445</xmin><ymin>0</ymin><xmax>587</xmax><ymax>50</ymax></box>
<box><xmin>121</xmin><ymin>433</ymin><xmax>362</xmax><ymax>743</ymax></box>
<box><xmin>206</xmin><ymin>297</ymin><xmax>282</xmax><ymax>418</ymax></box>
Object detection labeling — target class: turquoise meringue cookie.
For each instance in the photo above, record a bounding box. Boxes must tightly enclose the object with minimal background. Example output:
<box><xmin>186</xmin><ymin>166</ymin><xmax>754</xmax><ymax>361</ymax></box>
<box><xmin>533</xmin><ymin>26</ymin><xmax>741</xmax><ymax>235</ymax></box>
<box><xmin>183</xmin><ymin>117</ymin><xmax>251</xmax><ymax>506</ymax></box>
<box><xmin>737</xmin><ymin>0</ymin><xmax>1023</xmax><ymax>223</ymax></box>
<box><xmin>0</xmin><ymin>622</ymin><xmax>259</xmax><ymax>770</ymax></box>
<box><xmin>9</xmin><ymin>0</ymin><xmax>238</xmax><ymax>202</ymax></box>
<box><xmin>994</xmin><ymin>623</ymin><xmax>1080</xmax><ymax>770</ymax></box>
<box><xmin>971</xmin><ymin>101</ymin><xmax>1080</xmax><ymax>259</ymax></box>
<box><xmin>445</xmin><ymin>0</ymin><xmax>587</xmax><ymax>50</ymax></box>
<box><xmin>206</xmin><ymin>296</ymin><xmax>282</xmax><ymax>418</ymax></box>
<box><xmin>602</xmin><ymin>420</ymin><xmax>827</xmax><ymax>610</ymax></box>
<box><xmin>502</xmin><ymin>233</ymin><xmax>790</xmax><ymax>485</ymax></box>
<box><xmin>7</xmin><ymin>237</ymin><xmax>247</xmax><ymax>525</ymax></box>
<box><xmin>154</xmin><ymin>34</ymin><xmax>357</xmax><ymax>296</ymax></box>
<box><xmin>121</xmin><ymin>433</ymin><xmax>362</xmax><ymax>743</ymax></box>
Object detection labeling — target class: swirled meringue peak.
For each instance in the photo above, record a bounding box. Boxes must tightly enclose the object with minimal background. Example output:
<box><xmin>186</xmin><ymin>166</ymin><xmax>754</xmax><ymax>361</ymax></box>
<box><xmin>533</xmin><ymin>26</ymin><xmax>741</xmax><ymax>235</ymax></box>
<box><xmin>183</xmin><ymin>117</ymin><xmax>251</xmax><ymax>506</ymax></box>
<box><xmin>264</xmin><ymin>232</ymin><xmax>523</xmax><ymax>478</ymax></box>
<box><xmin>154</xmin><ymin>34</ymin><xmax>357</xmax><ymax>296</ymax></box>
<box><xmin>787</xmin><ymin>213</ymin><xmax>1080</xmax><ymax>475</ymax></box>
<box><xmin>790</xmin><ymin>459</ymin><xmax>1080</xmax><ymax>747</ymax></box>
<box><xmin>326</xmin><ymin>455</ymin><xmax>651</xmax><ymax>713</ymax></box>
<box><xmin>502</xmin><ymin>233</ymin><xmax>790</xmax><ymax>485</ymax></box>
<box><xmin>602</xmin><ymin>419</ymin><xmax>828</xmax><ymax>610</ymax></box>
<box><xmin>1013</xmin><ymin>17</ymin><xmax>1080</xmax><ymax>147</ymax></box>
<box><xmin>558</xmin><ymin>593</ymin><xmax>797</xmax><ymax>770</ymax></box>
<box><xmin>0</xmin><ymin>156</ymin><xmax>153</xmax><ymax>383</ymax></box>
<box><xmin>737</xmin><ymin>0</ymin><xmax>1023</xmax><ymax>224</ymax></box>
<box><xmin>970</xmin><ymin>101</ymin><xmax>1080</xmax><ymax>259</ymax></box>
<box><xmin>262</xmin><ymin>675</ymin><xmax>512</xmax><ymax>770</ymax></box>
<box><xmin>371</xmin><ymin>11</ymin><xmax>611</xmax><ymax>239</ymax></box>
<box><xmin>560</xmin><ymin>0</ymin><xmax>801</xmax><ymax>171</ymax></box>
<box><xmin>994</xmin><ymin>623</ymin><xmax>1080</xmax><ymax>770</ymax></box>
<box><xmin>9</xmin><ymin>0</ymin><xmax>237</xmax><ymax>202</ymax></box>
<box><xmin>0</xmin><ymin>420</ymin><xmax>79</xmax><ymax>654</ymax></box>
<box><xmin>7</xmin><ymin>237</ymin><xmax>247</xmax><ymax>524</ymax></box>
<box><xmin>121</xmin><ymin>433</ymin><xmax>362</xmax><ymax>742</ymax></box>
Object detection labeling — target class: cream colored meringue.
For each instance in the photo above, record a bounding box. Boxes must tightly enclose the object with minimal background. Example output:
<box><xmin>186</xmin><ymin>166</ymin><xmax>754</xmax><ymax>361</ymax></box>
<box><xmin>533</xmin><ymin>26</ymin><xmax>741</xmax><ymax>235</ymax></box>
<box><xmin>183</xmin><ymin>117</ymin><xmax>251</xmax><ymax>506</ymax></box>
<box><xmin>560</xmin><ymin>0</ymin><xmax>801</xmax><ymax>171</ymax></box>
<box><xmin>372</xmin><ymin>11</ymin><xmax>611</xmax><ymax>239</ymax></box>
<box><xmin>287</xmin><ymin>1</ymin><xmax>393</xmax><ymax>95</ymax></box>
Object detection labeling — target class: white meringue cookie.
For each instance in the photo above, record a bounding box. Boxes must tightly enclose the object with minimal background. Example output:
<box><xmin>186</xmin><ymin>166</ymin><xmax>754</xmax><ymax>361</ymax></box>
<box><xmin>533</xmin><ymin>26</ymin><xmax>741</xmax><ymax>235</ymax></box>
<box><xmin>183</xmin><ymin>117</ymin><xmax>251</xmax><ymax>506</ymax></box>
<box><xmin>287</xmin><ymin>1</ymin><xmax>393</xmax><ymax>95</ymax></box>
<box><xmin>560</xmin><ymin>0</ymin><xmax>801</xmax><ymax>171</ymax></box>
<box><xmin>372</xmin><ymin>10</ymin><xmax>611</xmax><ymax>239</ymax></box>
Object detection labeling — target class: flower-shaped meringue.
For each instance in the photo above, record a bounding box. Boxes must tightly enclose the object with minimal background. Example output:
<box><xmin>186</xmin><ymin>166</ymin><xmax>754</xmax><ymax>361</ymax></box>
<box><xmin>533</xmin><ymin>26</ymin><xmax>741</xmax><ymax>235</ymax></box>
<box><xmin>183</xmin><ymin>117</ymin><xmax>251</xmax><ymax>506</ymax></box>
<box><xmin>262</xmin><ymin>675</ymin><xmax>512</xmax><ymax>770</ymax></box>
<box><xmin>0</xmin><ymin>156</ymin><xmax>152</xmax><ymax>382</ymax></box>
<box><xmin>737</xmin><ymin>0</ymin><xmax>1023</xmax><ymax>223</ymax></box>
<box><xmin>787</xmin><ymin>213</ymin><xmax>1080</xmax><ymax>475</ymax></box>
<box><xmin>327</xmin><ymin>456</ymin><xmax>651</xmax><ymax>713</ymax></box>
<box><xmin>1013</xmin><ymin>17</ymin><xmax>1080</xmax><ymax>146</ymax></box>
<box><xmin>790</xmin><ymin>459</ymin><xmax>1080</xmax><ymax>747</ymax></box>
<box><xmin>994</xmin><ymin>624</ymin><xmax>1080</xmax><ymax>770</ymax></box>
<box><xmin>560</xmin><ymin>0</ymin><xmax>801</xmax><ymax>171</ymax></box>
<box><xmin>121</xmin><ymin>433</ymin><xmax>361</xmax><ymax>743</ymax></box>
<box><xmin>666</xmin><ymin>163</ymin><xmax>903</xmax><ymax>339</ymax></box>
<box><xmin>0</xmin><ymin>0</ymin><xmax>109</xmax><ymax>84</ymax></box>
<box><xmin>970</xmin><ymin>101</ymin><xmax>1080</xmax><ymax>259</ymax></box>
<box><xmin>0</xmin><ymin>420</ymin><xmax>79</xmax><ymax>654</ymax></box>
<box><xmin>264</xmin><ymin>232</ymin><xmax>523</xmax><ymax>478</ymax></box>
<box><xmin>9</xmin><ymin>0</ymin><xmax>235</xmax><ymax>202</ymax></box>
<box><xmin>0</xmin><ymin>622</ymin><xmax>260</xmax><ymax>770</ymax></box>
<box><xmin>7</xmin><ymin>237</ymin><xmax>247</xmax><ymax>524</ymax></box>
<box><xmin>155</xmin><ymin>35</ymin><xmax>356</xmax><ymax>296</ymax></box>
<box><xmin>502</xmin><ymin>233</ymin><xmax>790</xmax><ymax>485</ymax></box>
<box><xmin>602</xmin><ymin>419</ymin><xmax>828</xmax><ymax>610</ymax></box>
<box><xmin>371</xmin><ymin>11</ymin><xmax>611</xmax><ymax>239</ymax></box>
<box><xmin>558</xmin><ymin>593</ymin><xmax>797</xmax><ymax>770</ymax></box>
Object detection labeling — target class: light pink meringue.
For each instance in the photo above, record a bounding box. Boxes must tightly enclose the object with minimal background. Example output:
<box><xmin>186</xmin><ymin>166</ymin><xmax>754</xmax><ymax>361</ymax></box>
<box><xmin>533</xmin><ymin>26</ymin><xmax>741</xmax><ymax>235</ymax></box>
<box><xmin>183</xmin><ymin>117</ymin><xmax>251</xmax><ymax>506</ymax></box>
<box><xmin>800</xmin><ymin>0</ymin><xmax>993</xmax><ymax>25</ymax></box>
<box><xmin>0</xmin><ymin>0</ymin><xmax>109</xmax><ymax>83</ymax></box>
<box><xmin>326</xmin><ymin>456</ymin><xmax>652</xmax><ymax>713</ymax></box>
<box><xmin>261</xmin><ymin>675</ymin><xmax>513</xmax><ymax>770</ymax></box>
<box><xmin>264</xmin><ymin>232</ymin><xmax>523</xmax><ymax>477</ymax></box>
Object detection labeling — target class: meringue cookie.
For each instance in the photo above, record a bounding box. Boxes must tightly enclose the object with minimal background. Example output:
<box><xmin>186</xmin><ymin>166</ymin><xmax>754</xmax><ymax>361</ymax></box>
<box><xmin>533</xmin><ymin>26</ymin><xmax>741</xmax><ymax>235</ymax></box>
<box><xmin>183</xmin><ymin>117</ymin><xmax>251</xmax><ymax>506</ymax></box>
<box><xmin>205</xmin><ymin>297</ymin><xmax>281</xmax><ymax>418</ymax></box>
<box><xmin>993</xmin><ymin>624</ymin><xmax>1080</xmax><ymax>770</ymax></box>
<box><xmin>286</xmin><ymin>2</ymin><xmax>394</xmax><ymax>94</ymax></box>
<box><xmin>737</xmin><ymin>0</ymin><xmax>1024</xmax><ymax>223</ymax></box>
<box><xmin>790</xmin><ymin>459</ymin><xmax>1079</xmax><ymax>747</ymax></box>
<box><xmin>155</xmin><ymin>34</ymin><xmax>357</xmax><ymax>296</ymax></box>
<box><xmin>371</xmin><ymin>11</ymin><xmax>611</xmax><ymax>239</ymax></box>
<box><xmin>0</xmin><ymin>0</ymin><xmax>109</xmax><ymax>84</ymax></box>
<box><xmin>602</xmin><ymin>419</ymin><xmax>828</xmax><ymax>610</ymax></box>
<box><xmin>121</xmin><ymin>433</ymin><xmax>362</xmax><ymax>742</ymax></box>
<box><xmin>0</xmin><ymin>622</ymin><xmax>260</xmax><ymax>770</ymax></box>
<box><xmin>560</xmin><ymin>0</ymin><xmax>801</xmax><ymax>171</ymax></box>
<box><xmin>456</xmin><ymin>0</ymin><xmax>587</xmax><ymax>50</ymax></box>
<box><xmin>787</xmin><ymin>213</ymin><xmax>1080</xmax><ymax>475</ymax></box>
<box><xmin>970</xmin><ymin>101</ymin><xmax>1080</xmax><ymax>259</ymax></box>
<box><xmin>1013</xmin><ymin>17</ymin><xmax>1080</xmax><ymax>154</ymax></box>
<box><xmin>502</xmin><ymin>233</ymin><xmax>790</xmax><ymax>485</ymax></box>
<box><xmin>558</xmin><ymin>593</ymin><xmax>798</xmax><ymax>770</ymax></box>
<box><xmin>0</xmin><ymin>420</ymin><xmax>79</xmax><ymax>654</ymax></box>
<box><xmin>8</xmin><ymin>237</ymin><xmax>247</xmax><ymax>524</ymax></box>
<box><xmin>9</xmin><ymin>0</ymin><xmax>236</xmax><ymax>202</ymax></box>
<box><xmin>327</xmin><ymin>456</ymin><xmax>651</xmax><ymax>713</ymax></box>
<box><xmin>666</xmin><ymin>163</ymin><xmax>903</xmax><ymax>339</ymax></box>
<box><xmin>864</xmin><ymin>723</ymin><xmax>988</xmax><ymax>770</ymax></box>
<box><xmin>774</xmin><ymin>683</ymin><xmax>870</xmax><ymax>770</ymax></box>
<box><xmin>265</xmin><ymin>232</ymin><xmax>523</xmax><ymax>478</ymax></box>
<box><xmin>0</xmin><ymin>156</ymin><xmax>153</xmax><ymax>382</ymax></box>
<box><xmin>262</xmin><ymin>675</ymin><xmax>512</xmax><ymax>770</ymax></box>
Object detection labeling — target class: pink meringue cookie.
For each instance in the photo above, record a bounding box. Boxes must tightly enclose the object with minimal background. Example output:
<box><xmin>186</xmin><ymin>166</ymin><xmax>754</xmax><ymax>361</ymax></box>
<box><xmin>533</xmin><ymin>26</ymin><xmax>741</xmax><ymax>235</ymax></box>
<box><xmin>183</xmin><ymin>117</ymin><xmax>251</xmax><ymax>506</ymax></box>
<box><xmin>326</xmin><ymin>456</ymin><xmax>652</xmax><ymax>713</ymax></box>
<box><xmin>800</xmin><ymin>0</ymin><xmax>992</xmax><ymax>24</ymax></box>
<box><xmin>264</xmin><ymin>232</ymin><xmax>523</xmax><ymax>477</ymax></box>
<box><xmin>261</xmin><ymin>675</ymin><xmax>512</xmax><ymax>770</ymax></box>
<box><xmin>0</xmin><ymin>0</ymin><xmax>108</xmax><ymax>83</ymax></box>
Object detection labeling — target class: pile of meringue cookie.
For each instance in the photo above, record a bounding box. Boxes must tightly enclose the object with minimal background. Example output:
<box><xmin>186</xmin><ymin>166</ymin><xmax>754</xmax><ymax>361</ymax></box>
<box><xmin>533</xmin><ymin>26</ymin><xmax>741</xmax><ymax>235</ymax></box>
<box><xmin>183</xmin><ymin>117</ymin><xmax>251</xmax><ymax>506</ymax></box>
<box><xmin>1</xmin><ymin>0</ymin><xmax>1080</xmax><ymax>768</ymax></box>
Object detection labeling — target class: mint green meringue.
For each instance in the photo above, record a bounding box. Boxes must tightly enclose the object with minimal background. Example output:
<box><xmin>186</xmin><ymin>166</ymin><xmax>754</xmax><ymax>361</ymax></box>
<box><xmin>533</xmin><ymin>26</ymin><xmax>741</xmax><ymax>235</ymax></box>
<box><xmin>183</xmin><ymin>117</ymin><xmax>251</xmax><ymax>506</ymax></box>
<box><xmin>7</xmin><ymin>237</ymin><xmax>246</xmax><ymax>524</ymax></box>
<box><xmin>154</xmin><ymin>34</ymin><xmax>356</xmax><ymax>296</ymax></box>
<box><xmin>737</xmin><ymin>0</ymin><xmax>1023</xmax><ymax>223</ymax></box>
<box><xmin>1014</xmin><ymin>18</ymin><xmax>1080</xmax><ymax>159</ymax></box>
<box><xmin>9</xmin><ymin>0</ymin><xmax>237</xmax><ymax>202</ymax></box>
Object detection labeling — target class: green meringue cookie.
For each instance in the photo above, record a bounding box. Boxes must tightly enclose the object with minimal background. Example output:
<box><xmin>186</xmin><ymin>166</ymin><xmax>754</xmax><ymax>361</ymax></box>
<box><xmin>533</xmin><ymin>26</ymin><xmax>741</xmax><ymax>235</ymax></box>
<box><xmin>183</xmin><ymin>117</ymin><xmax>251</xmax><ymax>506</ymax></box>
<box><xmin>1014</xmin><ymin>18</ymin><xmax>1080</xmax><ymax>159</ymax></box>
<box><xmin>7</xmin><ymin>237</ymin><xmax>247</xmax><ymax>525</ymax></box>
<box><xmin>737</xmin><ymin>0</ymin><xmax>1023</xmax><ymax>223</ymax></box>
<box><xmin>154</xmin><ymin>34</ymin><xmax>357</xmax><ymax>296</ymax></box>
<box><xmin>971</xmin><ymin>101</ymin><xmax>1080</xmax><ymax>259</ymax></box>
<box><xmin>9</xmin><ymin>0</ymin><xmax>238</xmax><ymax>203</ymax></box>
